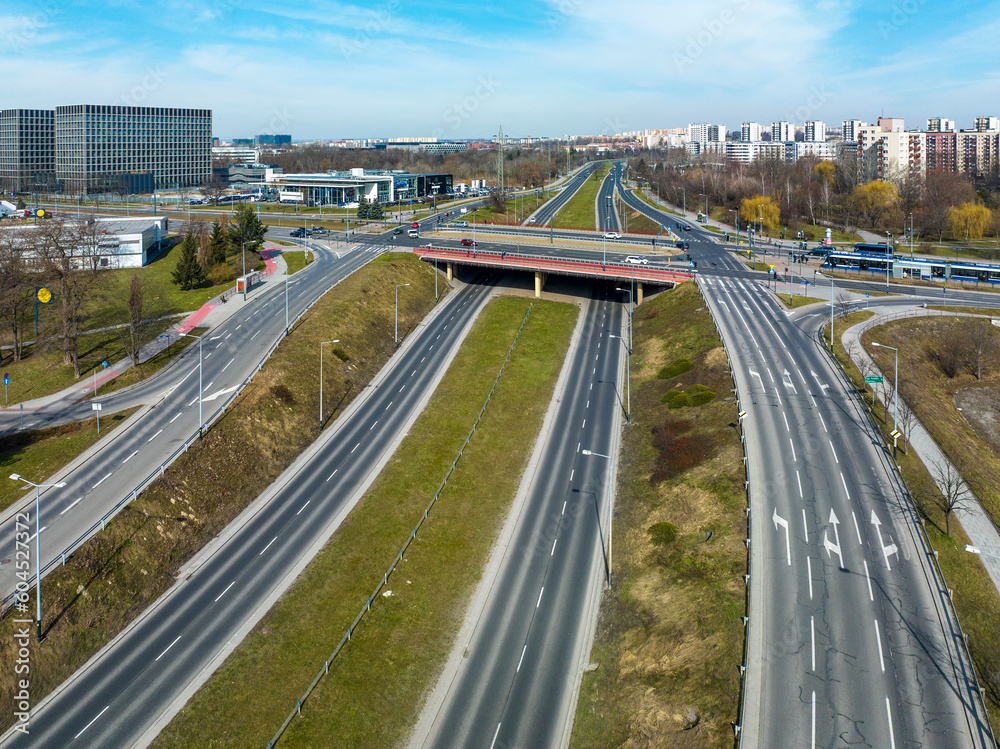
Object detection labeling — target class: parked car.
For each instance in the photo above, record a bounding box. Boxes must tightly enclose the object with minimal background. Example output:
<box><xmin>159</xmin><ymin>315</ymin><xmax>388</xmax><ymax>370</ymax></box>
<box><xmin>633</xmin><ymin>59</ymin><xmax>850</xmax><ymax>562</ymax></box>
<box><xmin>460</xmin><ymin>238</ymin><xmax>476</xmax><ymax>247</ymax></box>
<box><xmin>624</xmin><ymin>255</ymin><xmax>648</xmax><ymax>265</ymax></box>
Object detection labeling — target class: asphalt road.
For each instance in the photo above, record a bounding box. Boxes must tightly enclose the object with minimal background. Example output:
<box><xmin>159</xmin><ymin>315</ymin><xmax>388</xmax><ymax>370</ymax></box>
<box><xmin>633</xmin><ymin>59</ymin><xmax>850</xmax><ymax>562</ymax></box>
<box><xmin>595</xmin><ymin>164</ymin><xmax>620</xmax><ymax>235</ymax></box>
<box><xmin>1</xmin><ymin>270</ymin><xmax>500</xmax><ymax>749</ymax></box>
<box><xmin>0</xmin><ymin>238</ymin><xmax>390</xmax><ymax>604</ymax></box>
<box><xmin>415</xmin><ymin>285</ymin><xmax>624</xmax><ymax>749</ymax></box>
<box><xmin>527</xmin><ymin>164</ymin><xmax>598</xmax><ymax>227</ymax></box>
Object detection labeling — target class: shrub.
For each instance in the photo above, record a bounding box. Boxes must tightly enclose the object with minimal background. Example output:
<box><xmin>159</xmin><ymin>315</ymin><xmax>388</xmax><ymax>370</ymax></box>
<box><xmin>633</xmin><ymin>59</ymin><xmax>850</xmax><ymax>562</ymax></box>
<box><xmin>658</xmin><ymin>358</ymin><xmax>693</xmax><ymax>379</ymax></box>
<box><xmin>662</xmin><ymin>384</ymin><xmax>716</xmax><ymax>408</ymax></box>
<box><xmin>648</xmin><ymin>522</ymin><xmax>678</xmax><ymax>546</ymax></box>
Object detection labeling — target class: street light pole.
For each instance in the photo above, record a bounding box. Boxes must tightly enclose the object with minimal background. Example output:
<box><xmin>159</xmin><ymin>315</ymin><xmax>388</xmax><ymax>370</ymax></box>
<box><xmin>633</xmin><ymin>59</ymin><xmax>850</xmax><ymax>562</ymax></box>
<box><xmin>319</xmin><ymin>339</ymin><xmax>341</xmax><ymax>426</ymax></box>
<box><xmin>9</xmin><ymin>473</ymin><xmax>67</xmax><ymax>641</ymax></box>
<box><xmin>871</xmin><ymin>341</ymin><xmax>899</xmax><ymax>431</ymax></box>
<box><xmin>829</xmin><ymin>277</ymin><xmax>835</xmax><ymax>350</ymax></box>
<box><xmin>581</xmin><ymin>449</ymin><xmax>614</xmax><ymax>589</ymax></box>
<box><xmin>395</xmin><ymin>283</ymin><xmax>410</xmax><ymax>345</ymax></box>
<box><xmin>965</xmin><ymin>544</ymin><xmax>1000</xmax><ymax>562</ymax></box>
<box><xmin>241</xmin><ymin>241</ymin><xmax>248</xmax><ymax>301</ymax></box>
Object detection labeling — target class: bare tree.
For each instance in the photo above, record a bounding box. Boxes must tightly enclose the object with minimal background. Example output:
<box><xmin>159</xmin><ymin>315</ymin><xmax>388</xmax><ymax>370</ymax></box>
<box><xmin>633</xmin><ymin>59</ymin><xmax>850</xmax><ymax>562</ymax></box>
<box><xmin>835</xmin><ymin>291</ymin><xmax>854</xmax><ymax>316</ymax></box>
<box><xmin>965</xmin><ymin>318</ymin><xmax>999</xmax><ymax>381</ymax></box>
<box><xmin>897</xmin><ymin>380</ymin><xmax>919</xmax><ymax>454</ymax></box>
<box><xmin>928</xmin><ymin>457</ymin><xmax>970</xmax><ymax>536</ymax></box>
<box><xmin>104</xmin><ymin>271</ymin><xmax>165</xmax><ymax>367</ymax></box>
<box><xmin>0</xmin><ymin>233</ymin><xmax>35</xmax><ymax>363</ymax></box>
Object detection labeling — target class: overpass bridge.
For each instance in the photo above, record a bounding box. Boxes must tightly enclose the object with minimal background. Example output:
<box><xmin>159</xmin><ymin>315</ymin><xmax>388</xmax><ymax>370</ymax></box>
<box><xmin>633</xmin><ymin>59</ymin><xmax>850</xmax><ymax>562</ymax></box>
<box><xmin>414</xmin><ymin>247</ymin><xmax>696</xmax><ymax>302</ymax></box>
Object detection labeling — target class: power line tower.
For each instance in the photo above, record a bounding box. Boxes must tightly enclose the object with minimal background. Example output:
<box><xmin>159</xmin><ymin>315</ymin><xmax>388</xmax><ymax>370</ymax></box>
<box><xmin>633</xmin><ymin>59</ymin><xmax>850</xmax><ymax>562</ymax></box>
<box><xmin>495</xmin><ymin>125</ymin><xmax>506</xmax><ymax>197</ymax></box>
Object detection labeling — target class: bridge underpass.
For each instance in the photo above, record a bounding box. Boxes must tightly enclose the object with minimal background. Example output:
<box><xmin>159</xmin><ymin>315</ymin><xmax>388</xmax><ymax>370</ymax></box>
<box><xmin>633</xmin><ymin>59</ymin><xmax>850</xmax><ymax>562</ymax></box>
<box><xmin>413</xmin><ymin>247</ymin><xmax>697</xmax><ymax>302</ymax></box>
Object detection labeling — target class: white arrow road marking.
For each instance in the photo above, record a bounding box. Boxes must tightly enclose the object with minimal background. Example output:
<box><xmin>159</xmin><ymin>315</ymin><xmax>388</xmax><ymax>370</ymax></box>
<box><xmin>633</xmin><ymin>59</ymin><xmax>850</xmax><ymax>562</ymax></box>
<box><xmin>823</xmin><ymin>509</ymin><xmax>845</xmax><ymax>569</ymax></box>
<box><xmin>749</xmin><ymin>368</ymin><xmax>763</xmax><ymax>390</ymax></box>
<box><xmin>810</xmin><ymin>370</ymin><xmax>830</xmax><ymax>393</ymax></box>
<box><xmin>202</xmin><ymin>385</ymin><xmax>239</xmax><ymax>403</ymax></box>
<box><xmin>783</xmin><ymin>369</ymin><xmax>798</xmax><ymax>393</ymax></box>
<box><xmin>773</xmin><ymin>507</ymin><xmax>791</xmax><ymax>565</ymax></box>
<box><xmin>871</xmin><ymin>510</ymin><xmax>899</xmax><ymax>571</ymax></box>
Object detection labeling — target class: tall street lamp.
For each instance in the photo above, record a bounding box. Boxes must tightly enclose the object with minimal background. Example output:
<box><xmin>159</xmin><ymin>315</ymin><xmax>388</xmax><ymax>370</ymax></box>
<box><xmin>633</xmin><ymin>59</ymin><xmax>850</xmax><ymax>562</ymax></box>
<box><xmin>176</xmin><ymin>331</ymin><xmax>204</xmax><ymax>433</ymax></box>
<box><xmin>965</xmin><ymin>544</ymin><xmax>1000</xmax><ymax>562</ymax></box>
<box><xmin>395</xmin><ymin>283</ymin><xmax>410</xmax><ymax>345</ymax></box>
<box><xmin>319</xmin><ymin>339</ymin><xmax>341</xmax><ymax>426</ymax></box>
<box><xmin>870</xmin><ymin>341</ymin><xmax>898</xmax><ymax>431</ymax></box>
<box><xmin>9</xmin><ymin>473</ymin><xmax>67</xmax><ymax>640</ymax></box>
<box><xmin>580</xmin><ymin>449</ymin><xmax>615</xmax><ymax>589</ymax></box>
<box><xmin>241</xmin><ymin>241</ymin><xmax>248</xmax><ymax>301</ymax></box>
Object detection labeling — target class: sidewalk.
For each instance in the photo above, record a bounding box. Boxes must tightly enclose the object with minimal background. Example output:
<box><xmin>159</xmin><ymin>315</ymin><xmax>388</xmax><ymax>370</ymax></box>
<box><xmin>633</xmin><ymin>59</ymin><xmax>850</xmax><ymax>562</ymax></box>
<box><xmin>0</xmin><ymin>244</ymin><xmax>290</xmax><ymax>424</ymax></box>
<box><xmin>841</xmin><ymin>312</ymin><xmax>1000</xmax><ymax>597</ymax></box>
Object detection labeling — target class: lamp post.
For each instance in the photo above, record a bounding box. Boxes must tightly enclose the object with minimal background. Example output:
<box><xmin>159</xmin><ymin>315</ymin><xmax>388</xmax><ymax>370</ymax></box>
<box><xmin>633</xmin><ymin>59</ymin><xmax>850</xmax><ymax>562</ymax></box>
<box><xmin>581</xmin><ymin>449</ymin><xmax>615</xmax><ymax>589</ymax></box>
<box><xmin>285</xmin><ymin>269</ymin><xmax>289</xmax><ymax>335</ymax></box>
<box><xmin>176</xmin><ymin>332</ymin><xmax>204</xmax><ymax>433</ymax></box>
<box><xmin>9</xmin><ymin>473</ymin><xmax>67</xmax><ymax>641</ymax></box>
<box><xmin>829</xmin><ymin>277</ymin><xmax>835</xmax><ymax>350</ymax></box>
<box><xmin>871</xmin><ymin>341</ymin><xmax>898</xmax><ymax>431</ymax></box>
<box><xmin>965</xmin><ymin>544</ymin><xmax>1000</xmax><ymax>562</ymax></box>
<box><xmin>241</xmin><ymin>241</ymin><xmax>248</xmax><ymax>301</ymax></box>
<box><xmin>319</xmin><ymin>339</ymin><xmax>341</xmax><ymax>425</ymax></box>
<box><xmin>395</xmin><ymin>283</ymin><xmax>410</xmax><ymax>345</ymax></box>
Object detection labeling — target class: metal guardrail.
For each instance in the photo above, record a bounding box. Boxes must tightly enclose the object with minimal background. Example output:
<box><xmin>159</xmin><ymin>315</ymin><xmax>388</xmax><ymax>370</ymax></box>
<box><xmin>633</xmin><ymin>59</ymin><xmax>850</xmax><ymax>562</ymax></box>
<box><xmin>433</xmin><ymin>224</ymin><xmax>662</xmax><ymax>246</ymax></box>
<box><xmin>822</xmin><ymin>312</ymin><xmax>997</xmax><ymax>748</ymax></box>
<box><xmin>414</xmin><ymin>247</ymin><xmax>697</xmax><ymax>285</ymax></box>
<box><xmin>1</xmin><ymin>250</ymin><xmax>387</xmax><ymax>615</ymax></box>
<box><xmin>265</xmin><ymin>304</ymin><xmax>535</xmax><ymax>748</ymax></box>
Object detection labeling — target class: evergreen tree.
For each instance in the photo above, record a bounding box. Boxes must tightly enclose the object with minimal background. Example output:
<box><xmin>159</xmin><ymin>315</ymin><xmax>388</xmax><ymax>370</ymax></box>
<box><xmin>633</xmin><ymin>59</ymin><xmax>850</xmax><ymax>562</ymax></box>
<box><xmin>357</xmin><ymin>197</ymin><xmax>370</xmax><ymax>220</ymax></box>
<box><xmin>209</xmin><ymin>221</ymin><xmax>231</xmax><ymax>265</ymax></box>
<box><xmin>369</xmin><ymin>200</ymin><xmax>384</xmax><ymax>220</ymax></box>
<box><xmin>172</xmin><ymin>232</ymin><xmax>207</xmax><ymax>290</ymax></box>
<box><xmin>229</xmin><ymin>203</ymin><xmax>268</xmax><ymax>252</ymax></box>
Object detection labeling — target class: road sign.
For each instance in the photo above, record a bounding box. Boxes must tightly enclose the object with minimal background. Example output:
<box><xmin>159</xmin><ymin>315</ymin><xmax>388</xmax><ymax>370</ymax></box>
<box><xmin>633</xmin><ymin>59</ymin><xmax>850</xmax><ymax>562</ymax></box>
<box><xmin>3</xmin><ymin>373</ymin><xmax>8</xmax><ymax>385</ymax></box>
<box><xmin>865</xmin><ymin>376</ymin><xmax>883</xmax><ymax>384</ymax></box>
<box><xmin>36</xmin><ymin>286</ymin><xmax>53</xmax><ymax>304</ymax></box>
<box><xmin>92</xmin><ymin>402</ymin><xmax>103</xmax><ymax>411</ymax></box>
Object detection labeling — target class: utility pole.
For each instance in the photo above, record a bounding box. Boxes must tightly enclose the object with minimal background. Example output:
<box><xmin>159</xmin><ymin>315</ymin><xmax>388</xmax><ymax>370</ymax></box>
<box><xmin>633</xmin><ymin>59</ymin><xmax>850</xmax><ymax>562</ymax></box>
<box><xmin>496</xmin><ymin>125</ymin><xmax>506</xmax><ymax>199</ymax></box>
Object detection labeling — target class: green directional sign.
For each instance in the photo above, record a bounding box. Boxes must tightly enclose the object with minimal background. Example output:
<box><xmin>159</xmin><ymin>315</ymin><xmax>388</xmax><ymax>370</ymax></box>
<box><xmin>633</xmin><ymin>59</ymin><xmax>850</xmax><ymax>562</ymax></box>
<box><xmin>865</xmin><ymin>376</ymin><xmax>883</xmax><ymax>384</ymax></box>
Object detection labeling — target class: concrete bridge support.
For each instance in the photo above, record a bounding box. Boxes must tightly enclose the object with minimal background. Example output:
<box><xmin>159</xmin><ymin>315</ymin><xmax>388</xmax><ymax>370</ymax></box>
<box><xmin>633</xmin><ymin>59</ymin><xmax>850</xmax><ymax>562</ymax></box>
<box><xmin>534</xmin><ymin>271</ymin><xmax>546</xmax><ymax>298</ymax></box>
<box><xmin>447</xmin><ymin>262</ymin><xmax>454</xmax><ymax>281</ymax></box>
<box><xmin>637</xmin><ymin>281</ymin><xmax>644</xmax><ymax>306</ymax></box>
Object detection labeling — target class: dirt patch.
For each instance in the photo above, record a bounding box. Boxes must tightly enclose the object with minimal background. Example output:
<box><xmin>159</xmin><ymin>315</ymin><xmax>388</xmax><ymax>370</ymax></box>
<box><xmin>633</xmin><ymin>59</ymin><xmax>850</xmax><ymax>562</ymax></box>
<box><xmin>955</xmin><ymin>386</ymin><xmax>1000</xmax><ymax>455</ymax></box>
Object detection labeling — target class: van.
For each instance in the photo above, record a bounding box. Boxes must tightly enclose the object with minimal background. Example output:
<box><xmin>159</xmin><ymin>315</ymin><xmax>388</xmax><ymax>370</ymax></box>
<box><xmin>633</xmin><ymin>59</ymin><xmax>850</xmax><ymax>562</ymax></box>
<box><xmin>408</xmin><ymin>229</ymin><xmax>419</xmax><ymax>238</ymax></box>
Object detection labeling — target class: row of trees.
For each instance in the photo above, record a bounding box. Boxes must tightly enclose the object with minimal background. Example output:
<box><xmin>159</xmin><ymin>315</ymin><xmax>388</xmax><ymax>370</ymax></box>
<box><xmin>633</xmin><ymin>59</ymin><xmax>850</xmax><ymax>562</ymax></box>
<box><xmin>631</xmin><ymin>149</ymin><xmax>1000</xmax><ymax>244</ymax></box>
<box><xmin>173</xmin><ymin>204</ymin><xmax>268</xmax><ymax>290</ymax></box>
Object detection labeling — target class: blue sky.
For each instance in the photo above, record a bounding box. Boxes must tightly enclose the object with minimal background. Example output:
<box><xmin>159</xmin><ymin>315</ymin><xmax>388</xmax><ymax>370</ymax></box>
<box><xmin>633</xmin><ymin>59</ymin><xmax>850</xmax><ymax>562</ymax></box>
<box><xmin>3</xmin><ymin>0</ymin><xmax>999</xmax><ymax>140</ymax></box>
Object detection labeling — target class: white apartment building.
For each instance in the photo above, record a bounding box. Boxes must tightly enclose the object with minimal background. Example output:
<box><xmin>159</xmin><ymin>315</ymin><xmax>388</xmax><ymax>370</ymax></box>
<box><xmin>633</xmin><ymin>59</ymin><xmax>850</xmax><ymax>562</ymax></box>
<box><xmin>926</xmin><ymin>117</ymin><xmax>956</xmax><ymax>132</ymax></box>
<box><xmin>726</xmin><ymin>140</ymin><xmax>784</xmax><ymax>164</ymax></box>
<box><xmin>687</xmin><ymin>123</ymin><xmax>726</xmax><ymax>143</ymax></box>
<box><xmin>786</xmin><ymin>141</ymin><xmax>836</xmax><ymax>162</ymax></box>
<box><xmin>974</xmin><ymin>116</ymin><xmax>1000</xmax><ymax>132</ymax></box>
<box><xmin>741</xmin><ymin>122</ymin><xmax>762</xmax><ymax>142</ymax></box>
<box><xmin>771</xmin><ymin>121</ymin><xmax>793</xmax><ymax>142</ymax></box>
<box><xmin>804</xmin><ymin>120</ymin><xmax>826</xmax><ymax>142</ymax></box>
<box><xmin>842</xmin><ymin>119</ymin><xmax>865</xmax><ymax>143</ymax></box>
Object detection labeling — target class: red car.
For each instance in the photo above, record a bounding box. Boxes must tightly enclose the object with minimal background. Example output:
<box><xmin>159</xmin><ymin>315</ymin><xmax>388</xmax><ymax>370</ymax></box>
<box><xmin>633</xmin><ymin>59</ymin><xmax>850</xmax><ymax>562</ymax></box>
<box><xmin>460</xmin><ymin>238</ymin><xmax>476</xmax><ymax>247</ymax></box>
<box><xmin>410</xmin><ymin>222</ymin><xmax>419</xmax><ymax>228</ymax></box>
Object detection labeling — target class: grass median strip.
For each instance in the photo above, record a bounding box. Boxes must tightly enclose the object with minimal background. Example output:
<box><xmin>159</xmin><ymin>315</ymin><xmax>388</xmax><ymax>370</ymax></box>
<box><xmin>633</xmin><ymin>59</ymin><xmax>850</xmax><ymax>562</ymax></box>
<box><xmin>153</xmin><ymin>296</ymin><xmax>578</xmax><ymax>749</ymax></box>
<box><xmin>554</xmin><ymin>163</ymin><xmax>610</xmax><ymax>230</ymax></box>
<box><xmin>0</xmin><ymin>408</ymin><xmax>139</xmax><ymax>513</ymax></box>
<box><xmin>571</xmin><ymin>282</ymin><xmax>745</xmax><ymax>747</ymax></box>
<box><xmin>0</xmin><ymin>253</ymin><xmax>443</xmax><ymax>731</ymax></box>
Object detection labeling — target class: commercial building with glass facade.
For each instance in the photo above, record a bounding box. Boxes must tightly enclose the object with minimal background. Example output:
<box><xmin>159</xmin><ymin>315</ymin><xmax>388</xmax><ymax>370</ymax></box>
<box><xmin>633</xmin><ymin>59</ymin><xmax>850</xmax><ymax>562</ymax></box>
<box><xmin>55</xmin><ymin>105</ymin><xmax>212</xmax><ymax>194</ymax></box>
<box><xmin>0</xmin><ymin>109</ymin><xmax>56</xmax><ymax>192</ymax></box>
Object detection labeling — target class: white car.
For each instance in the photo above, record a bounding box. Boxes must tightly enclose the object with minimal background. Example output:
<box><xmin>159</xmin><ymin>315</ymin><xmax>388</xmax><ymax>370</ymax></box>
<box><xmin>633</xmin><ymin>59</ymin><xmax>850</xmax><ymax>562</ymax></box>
<box><xmin>624</xmin><ymin>255</ymin><xmax>648</xmax><ymax>265</ymax></box>
<box><xmin>604</xmin><ymin>231</ymin><xmax>621</xmax><ymax>239</ymax></box>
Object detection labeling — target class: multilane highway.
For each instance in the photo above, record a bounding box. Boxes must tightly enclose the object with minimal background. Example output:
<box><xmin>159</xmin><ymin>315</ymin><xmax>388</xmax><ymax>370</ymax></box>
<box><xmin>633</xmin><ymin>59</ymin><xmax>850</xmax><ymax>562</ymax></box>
<box><xmin>413</xmin><ymin>285</ymin><xmax>624</xmax><ymax>749</ymax></box>
<box><xmin>1</xmin><ymin>270</ymin><xmax>501</xmax><ymax>749</ymax></box>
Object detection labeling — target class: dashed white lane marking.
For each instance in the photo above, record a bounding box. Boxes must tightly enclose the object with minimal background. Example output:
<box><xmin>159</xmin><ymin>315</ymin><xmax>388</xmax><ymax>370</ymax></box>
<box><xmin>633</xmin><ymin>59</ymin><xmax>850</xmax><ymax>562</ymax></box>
<box><xmin>864</xmin><ymin>560</ymin><xmax>874</xmax><ymax>601</ymax></box>
<box><xmin>26</xmin><ymin>526</ymin><xmax>47</xmax><ymax>542</ymax></box>
<box><xmin>351</xmin><ymin>443</ymin><xmax>360</xmax><ymax>454</ymax></box>
<box><xmin>789</xmin><ymin>439</ymin><xmax>796</xmax><ymax>462</ymax></box>
<box><xmin>93</xmin><ymin>473</ymin><xmax>112</xmax><ymax>489</ymax></box>
<box><xmin>155</xmin><ymin>635</ymin><xmax>182</xmax><ymax>661</ymax></box>
<box><xmin>569</xmin><ymin>469</ymin><xmax>574</xmax><ymax>482</ymax></box>
<box><xmin>806</xmin><ymin>556</ymin><xmax>814</xmax><ymax>600</ymax></box>
<box><xmin>148</xmin><ymin>429</ymin><xmax>163</xmax><ymax>443</ymax></box>
<box><xmin>297</xmin><ymin>500</ymin><xmax>311</xmax><ymax>515</ymax></box>
<box><xmin>551</xmin><ymin>538</ymin><xmax>557</xmax><ymax>556</ymax></box>
<box><xmin>517</xmin><ymin>645</ymin><xmax>527</xmax><ymax>673</ymax></box>
<box><xmin>169</xmin><ymin>412</ymin><xmax>182</xmax><ymax>424</ymax></box>
<box><xmin>250</xmin><ymin>330</ymin><xmax>260</xmax><ymax>341</ymax></box>
<box><xmin>874</xmin><ymin>619</ymin><xmax>886</xmax><ymax>672</ymax></box>
<box><xmin>852</xmin><ymin>511</ymin><xmax>862</xmax><ymax>544</ymax></box>
<box><xmin>840</xmin><ymin>473</ymin><xmax>851</xmax><ymax>500</ymax></box>
<box><xmin>221</xmin><ymin>357</ymin><xmax>235</xmax><ymax>374</ymax></box>
<box><xmin>536</xmin><ymin>587</ymin><xmax>544</xmax><ymax>608</ymax></box>
<box><xmin>810</xmin><ymin>616</ymin><xmax>816</xmax><ymax>671</ymax></box>
<box><xmin>60</xmin><ymin>497</ymin><xmax>82</xmax><ymax>515</ymax></box>
<box><xmin>796</xmin><ymin>472</ymin><xmax>803</xmax><ymax>499</ymax></box>
<box><xmin>828</xmin><ymin>440</ymin><xmax>839</xmax><ymax>464</ymax></box>
<box><xmin>214</xmin><ymin>581</ymin><xmax>235</xmax><ymax>602</ymax></box>
<box><xmin>818</xmin><ymin>412</ymin><xmax>827</xmax><ymax>432</ymax></box>
<box><xmin>886</xmin><ymin>697</ymin><xmax>896</xmax><ymax>749</ymax></box>
<box><xmin>782</xmin><ymin>412</ymin><xmax>790</xmax><ymax>432</ymax></box>
<box><xmin>561</xmin><ymin>501</ymin><xmax>567</xmax><ymax>515</ymax></box>
<box><xmin>259</xmin><ymin>536</ymin><xmax>278</xmax><ymax>556</ymax></box>
<box><xmin>123</xmin><ymin>450</ymin><xmax>138</xmax><ymax>464</ymax></box>
<box><xmin>74</xmin><ymin>705</ymin><xmax>110</xmax><ymax>739</ymax></box>
<box><xmin>370</xmin><ymin>420</ymin><xmax>378</xmax><ymax>430</ymax></box>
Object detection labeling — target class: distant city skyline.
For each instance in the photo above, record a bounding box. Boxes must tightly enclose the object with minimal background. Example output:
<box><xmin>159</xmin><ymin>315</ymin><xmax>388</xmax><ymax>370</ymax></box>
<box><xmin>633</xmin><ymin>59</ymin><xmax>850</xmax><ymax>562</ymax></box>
<box><xmin>3</xmin><ymin>0</ymin><xmax>999</xmax><ymax>140</ymax></box>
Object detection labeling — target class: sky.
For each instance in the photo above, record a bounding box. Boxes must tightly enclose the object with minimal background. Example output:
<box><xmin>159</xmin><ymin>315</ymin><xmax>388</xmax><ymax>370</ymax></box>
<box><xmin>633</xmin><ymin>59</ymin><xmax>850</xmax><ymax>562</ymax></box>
<box><xmin>3</xmin><ymin>0</ymin><xmax>1000</xmax><ymax>140</ymax></box>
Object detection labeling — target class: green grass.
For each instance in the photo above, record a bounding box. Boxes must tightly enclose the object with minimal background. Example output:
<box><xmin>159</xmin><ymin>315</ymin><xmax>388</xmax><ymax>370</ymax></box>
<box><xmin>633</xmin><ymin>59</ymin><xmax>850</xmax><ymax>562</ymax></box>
<box><xmin>553</xmin><ymin>163</ymin><xmax>611</xmax><ymax>230</ymax></box>
<box><xmin>153</xmin><ymin>297</ymin><xmax>578</xmax><ymax>749</ymax></box>
<box><xmin>282</xmin><ymin>250</ymin><xmax>313</xmax><ymax>275</ymax></box>
<box><xmin>0</xmin><ymin>408</ymin><xmax>139</xmax><ymax>513</ymax></box>
<box><xmin>824</xmin><ymin>315</ymin><xmax>1000</xmax><ymax>728</ymax></box>
<box><xmin>461</xmin><ymin>192</ymin><xmax>555</xmax><ymax>225</ymax></box>
<box><xmin>928</xmin><ymin>306</ymin><xmax>1000</xmax><ymax>316</ymax></box>
<box><xmin>571</xmin><ymin>282</ymin><xmax>745</xmax><ymax>748</ymax></box>
<box><xmin>618</xmin><ymin>202</ymin><xmax>663</xmax><ymax>235</ymax></box>
<box><xmin>0</xmin><ymin>253</ymin><xmax>446</xmax><ymax>734</ymax></box>
<box><xmin>632</xmin><ymin>188</ymin><xmax>683</xmax><ymax>216</ymax></box>
<box><xmin>775</xmin><ymin>293</ymin><xmax>826</xmax><ymax>309</ymax></box>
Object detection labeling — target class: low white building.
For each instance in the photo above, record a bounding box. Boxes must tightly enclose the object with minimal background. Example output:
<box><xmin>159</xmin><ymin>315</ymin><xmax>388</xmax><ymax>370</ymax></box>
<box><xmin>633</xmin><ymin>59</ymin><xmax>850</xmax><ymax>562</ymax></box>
<box><xmin>2</xmin><ymin>215</ymin><xmax>168</xmax><ymax>269</ymax></box>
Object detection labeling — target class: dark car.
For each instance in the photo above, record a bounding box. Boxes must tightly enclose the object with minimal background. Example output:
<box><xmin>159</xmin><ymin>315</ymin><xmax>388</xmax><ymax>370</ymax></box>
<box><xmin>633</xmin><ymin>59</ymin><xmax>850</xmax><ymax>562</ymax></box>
<box><xmin>675</xmin><ymin>240</ymin><xmax>689</xmax><ymax>250</ymax></box>
<box><xmin>290</xmin><ymin>228</ymin><xmax>307</xmax><ymax>238</ymax></box>
<box><xmin>311</xmin><ymin>227</ymin><xmax>326</xmax><ymax>235</ymax></box>
<box><xmin>682</xmin><ymin>224</ymin><xmax>692</xmax><ymax>231</ymax></box>
<box><xmin>392</xmin><ymin>227</ymin><xmax>403</xmax><ymax>235</ymax></box>
<box><xmin>460</xmin><ymin>238</ymin><xmax>476</xmax><ymax>247</ymax></box>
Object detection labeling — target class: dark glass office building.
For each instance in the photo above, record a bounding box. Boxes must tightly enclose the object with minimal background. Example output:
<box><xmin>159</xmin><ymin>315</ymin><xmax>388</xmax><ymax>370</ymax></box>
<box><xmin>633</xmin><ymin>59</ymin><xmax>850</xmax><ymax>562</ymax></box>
<box><xmin>54</xmin><ymin>105</ymin><xmax>212</xmax><ymax>194</ymax></box>
<box><xmin>0</xmin><ymin>109</ymin><xmax>56</xmax><ymax>192</ymax></box>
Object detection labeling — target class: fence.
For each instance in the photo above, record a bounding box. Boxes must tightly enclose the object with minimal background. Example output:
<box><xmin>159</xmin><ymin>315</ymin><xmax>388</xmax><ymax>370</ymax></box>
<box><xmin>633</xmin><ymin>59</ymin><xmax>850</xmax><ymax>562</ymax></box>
<box><xmin>265</xmin><ymin>304</ymin><xmax>535</xmax><ymax>748</ymax></box>
<box><xmin>822</xmin><ymin>312</ymin><xmax>997</xmax><ymax>747</ymax></box>
<box><xmin>697</xmin><ymin>278</ymin><xmax>753</xmax><ymax>747</ymax></box>
<box><xmin>1</xmin><ymin>250</ymin><xmax>387</xmax><ymax>615</ymax></box>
